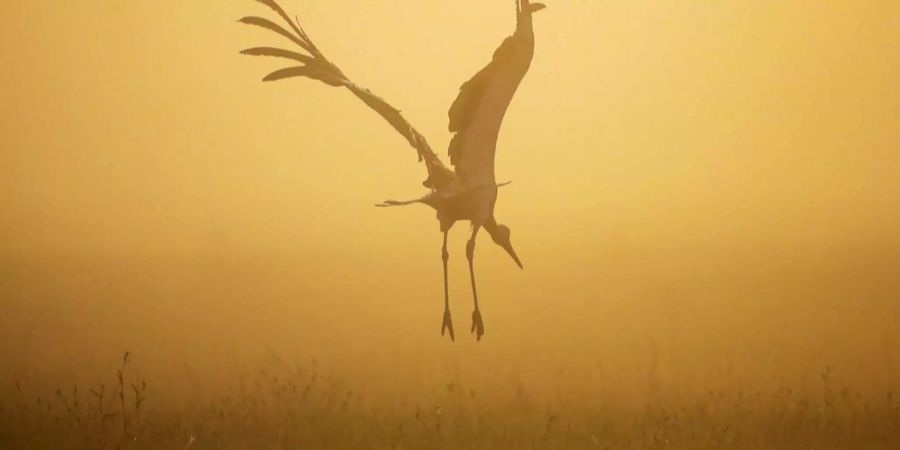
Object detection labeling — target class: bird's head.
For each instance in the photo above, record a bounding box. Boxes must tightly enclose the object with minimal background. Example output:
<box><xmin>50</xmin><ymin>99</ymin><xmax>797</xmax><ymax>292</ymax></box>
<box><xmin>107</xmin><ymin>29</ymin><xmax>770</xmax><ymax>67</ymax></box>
<box><xmin>521</xmin><ymin>1</ymin><xmax>547</xmax><ymax>15</ymax></box>
<box><xmin>488</xmin><ymin>224</ymin><xmax>523</xmax><ymax>269</ymax></box>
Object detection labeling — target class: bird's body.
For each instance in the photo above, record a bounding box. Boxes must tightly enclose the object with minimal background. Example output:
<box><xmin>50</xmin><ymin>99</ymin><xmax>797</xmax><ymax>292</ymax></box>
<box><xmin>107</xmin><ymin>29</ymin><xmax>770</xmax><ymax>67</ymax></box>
<box><xmin>240</xmin><ymin>0</ymin><xmax>546</xmax><ymax>341</ymax></box>
<box><xmin>427</xmin><ymin>183</ymin><xmax>498</xmax><ymax>232</ymax></box>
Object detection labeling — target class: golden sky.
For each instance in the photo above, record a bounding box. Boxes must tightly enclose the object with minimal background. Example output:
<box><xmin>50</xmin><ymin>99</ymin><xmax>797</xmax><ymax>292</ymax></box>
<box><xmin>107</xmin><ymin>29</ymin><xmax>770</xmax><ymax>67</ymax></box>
<box><xmin>1</xmin><ymin>1</ymin><xmax>898</xmax><ymax>395</ymax></box>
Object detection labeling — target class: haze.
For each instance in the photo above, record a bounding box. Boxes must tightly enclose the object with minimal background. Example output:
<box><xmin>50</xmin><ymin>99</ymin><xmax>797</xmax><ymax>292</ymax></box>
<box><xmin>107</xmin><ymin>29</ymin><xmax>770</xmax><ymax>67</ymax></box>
<box><xmin>1</xmin><ymin>0</ymin><xmax>898</xmax><ymax>403</ymax></box>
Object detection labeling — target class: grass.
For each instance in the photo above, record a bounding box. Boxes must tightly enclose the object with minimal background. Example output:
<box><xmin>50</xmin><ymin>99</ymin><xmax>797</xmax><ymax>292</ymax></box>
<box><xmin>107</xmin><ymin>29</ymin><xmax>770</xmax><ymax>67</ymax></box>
<box><xmin>1</xmin><ymin>353</ymin><xmax>898</xmax><ymax>450</ymax></box>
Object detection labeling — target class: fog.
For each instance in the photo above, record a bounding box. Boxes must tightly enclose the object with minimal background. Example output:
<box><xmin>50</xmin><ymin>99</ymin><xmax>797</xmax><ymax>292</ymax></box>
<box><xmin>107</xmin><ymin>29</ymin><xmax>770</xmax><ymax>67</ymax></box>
<box><xmin>1</xmin><ymin>0</ymin><xmax>898</xmax><ymax>407</ymax></box>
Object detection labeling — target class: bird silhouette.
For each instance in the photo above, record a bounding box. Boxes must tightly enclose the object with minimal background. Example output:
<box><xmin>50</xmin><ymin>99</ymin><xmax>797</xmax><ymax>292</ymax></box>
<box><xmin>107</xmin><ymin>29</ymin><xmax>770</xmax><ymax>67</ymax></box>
<box><xmin>240</xmin><ymin>0</ymin><xmax>546</xmax><ymax>341</ymax></box>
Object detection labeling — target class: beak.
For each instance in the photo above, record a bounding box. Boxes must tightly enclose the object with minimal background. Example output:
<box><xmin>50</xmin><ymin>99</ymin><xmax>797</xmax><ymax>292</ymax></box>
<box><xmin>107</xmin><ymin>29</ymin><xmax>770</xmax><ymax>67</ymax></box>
<box><xmin>502</xmin><ymin>242</ymin><xmax>524</xmax><ymax>269</ymax></box>
<box><xmin>528</xmin><ymin>3</ymin><xmax>547</xmax><ymax>13</ymax></box>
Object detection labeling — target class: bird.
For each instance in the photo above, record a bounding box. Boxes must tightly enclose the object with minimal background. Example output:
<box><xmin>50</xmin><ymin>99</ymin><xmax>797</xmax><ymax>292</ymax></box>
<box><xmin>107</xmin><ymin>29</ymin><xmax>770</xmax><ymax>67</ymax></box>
<box><xmin>239</xmin><ymin>0</ymin><xmax>546</xmax><ymax>341</ymax></box>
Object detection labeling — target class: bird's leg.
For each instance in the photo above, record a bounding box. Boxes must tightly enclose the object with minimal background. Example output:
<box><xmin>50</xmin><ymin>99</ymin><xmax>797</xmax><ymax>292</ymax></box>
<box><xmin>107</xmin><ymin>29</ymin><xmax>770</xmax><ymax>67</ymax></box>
<box><xmin>440</xmin><ymin>231</ymin><xmax>455</xmax><ymax>341</ymax></box>
<box><xmin>467</xmin><ymin>226</ymin><xmax>485</xmax><ymax>341</ymax></box>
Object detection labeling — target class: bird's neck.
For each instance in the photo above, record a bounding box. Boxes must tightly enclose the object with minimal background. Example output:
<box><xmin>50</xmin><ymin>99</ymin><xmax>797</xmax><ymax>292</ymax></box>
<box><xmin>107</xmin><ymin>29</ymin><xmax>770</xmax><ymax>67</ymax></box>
<box><xmin>482</xmin><ymin>216</ymin><xmax>500</xmax><ymax>237</ymax></box>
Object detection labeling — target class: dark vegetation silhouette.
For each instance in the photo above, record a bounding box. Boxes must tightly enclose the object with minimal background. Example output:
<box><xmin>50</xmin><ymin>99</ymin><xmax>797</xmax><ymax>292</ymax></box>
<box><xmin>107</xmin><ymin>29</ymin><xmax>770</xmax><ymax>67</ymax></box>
<box><xmin>3</xmin><ymin>353</ymin><xmax>899</xmax><ymax>449</ymax></box>
<box><xmin>239</xmin><ymin>0</ymin><xmax>547</xmax><ymax>341</ymax></box>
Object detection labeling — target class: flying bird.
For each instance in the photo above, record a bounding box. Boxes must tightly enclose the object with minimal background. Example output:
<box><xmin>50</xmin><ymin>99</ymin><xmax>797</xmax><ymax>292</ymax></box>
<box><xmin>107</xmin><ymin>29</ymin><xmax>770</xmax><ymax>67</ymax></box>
<box><xmin>239</xmin><ymin>0</ymin><xmax>546</xmax><ymax>341</ymax></box>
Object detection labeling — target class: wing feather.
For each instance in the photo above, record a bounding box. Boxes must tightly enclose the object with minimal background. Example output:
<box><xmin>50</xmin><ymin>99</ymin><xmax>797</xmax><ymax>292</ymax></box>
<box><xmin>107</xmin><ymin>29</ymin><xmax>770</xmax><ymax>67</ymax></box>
<box><xmin>238</xmin><ymin>16</ymin><xmax>313</xmax><ymax>54</ymax></box>
<box><xmin>240</xmin><ymin>47</ymin><xmax>314</xmax><ymax>64</ymax></box>
<box><xmin>262</xmin><ymin>66</ymin><xmax>345</xmax><ymax>86</ymax></box>
<box><xmin>239</xmin><ymin>0</ymin><xmax>453</xmax><ymax>188</ymax></box>
<box><xmin>447</xmin><ymin>9</ymin><xmax>537</xmax><ymax>185</ymax></box>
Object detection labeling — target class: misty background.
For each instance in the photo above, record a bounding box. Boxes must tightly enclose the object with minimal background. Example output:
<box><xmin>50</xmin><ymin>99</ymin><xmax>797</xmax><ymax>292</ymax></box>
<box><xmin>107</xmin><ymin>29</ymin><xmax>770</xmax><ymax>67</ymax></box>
<box><xmin>1</xmin><ymin>1</ymin><xmax>898</xmax><ymax>403</ymax></box>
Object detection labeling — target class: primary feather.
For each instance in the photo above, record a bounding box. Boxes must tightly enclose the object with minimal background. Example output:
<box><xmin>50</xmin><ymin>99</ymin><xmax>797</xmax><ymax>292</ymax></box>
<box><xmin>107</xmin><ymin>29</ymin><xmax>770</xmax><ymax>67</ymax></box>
<box><xmin>239</xmin><ymin>0</ymin><xmax>454</xmax><ymax>189</ymax></box>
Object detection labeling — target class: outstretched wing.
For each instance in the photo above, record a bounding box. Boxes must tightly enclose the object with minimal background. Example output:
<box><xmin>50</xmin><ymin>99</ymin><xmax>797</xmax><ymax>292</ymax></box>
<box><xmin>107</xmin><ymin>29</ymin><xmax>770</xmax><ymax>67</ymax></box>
<box><xmin>239</xmin><ymin>0</ymin><xmax>454</xmax><ymax>189</ymax></box>
<box><xmin>448</xmin><ymin>0</ymin><xmax>541</xmax><ymax>187</ymax></box>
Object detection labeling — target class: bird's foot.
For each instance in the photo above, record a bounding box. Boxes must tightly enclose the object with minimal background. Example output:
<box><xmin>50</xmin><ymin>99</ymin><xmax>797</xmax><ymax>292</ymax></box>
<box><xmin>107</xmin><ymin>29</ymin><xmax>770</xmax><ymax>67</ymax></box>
<box><xmin>441</xmin><ymin>310</ymin><xmax>455</xmax><ymax>341</ymax></box>
<box><xmin>470</xmin><ymin>309</ymin><xmax>485</xmax><ymax>341</ymax></box>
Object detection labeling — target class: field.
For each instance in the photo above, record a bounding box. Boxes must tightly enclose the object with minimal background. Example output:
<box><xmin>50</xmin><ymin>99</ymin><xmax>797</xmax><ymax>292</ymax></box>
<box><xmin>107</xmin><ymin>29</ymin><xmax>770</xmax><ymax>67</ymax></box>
<box><xmin>3</xmin><ymin>354</ymin><xmax>898</xmax><ymax>450</ymax></box>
